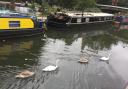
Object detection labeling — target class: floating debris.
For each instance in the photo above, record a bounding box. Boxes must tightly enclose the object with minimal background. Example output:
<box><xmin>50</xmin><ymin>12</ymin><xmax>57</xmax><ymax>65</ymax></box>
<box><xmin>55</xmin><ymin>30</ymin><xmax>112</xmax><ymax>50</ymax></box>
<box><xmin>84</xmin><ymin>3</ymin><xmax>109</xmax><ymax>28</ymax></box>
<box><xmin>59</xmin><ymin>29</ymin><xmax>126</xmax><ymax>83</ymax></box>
<box><xmin>15</xmin><ymin>70</ymin><xmax>34</xmax><ymax>78</ymax></box>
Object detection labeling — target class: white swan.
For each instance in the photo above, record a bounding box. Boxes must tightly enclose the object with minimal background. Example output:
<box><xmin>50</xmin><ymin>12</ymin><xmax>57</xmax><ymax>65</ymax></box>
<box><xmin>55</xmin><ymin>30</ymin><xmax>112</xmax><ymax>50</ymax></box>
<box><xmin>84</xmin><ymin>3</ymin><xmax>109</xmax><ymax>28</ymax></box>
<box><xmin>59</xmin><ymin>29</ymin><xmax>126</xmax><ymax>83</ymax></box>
<box><xmin>42</xmin><ymin>60</ymin><xmax>59</xmax><ymax>72</ymax></box>
<box><xmin>100</xmin><ymin>53</ymin><xmax>111</xmax><ymax>61</ymax></box>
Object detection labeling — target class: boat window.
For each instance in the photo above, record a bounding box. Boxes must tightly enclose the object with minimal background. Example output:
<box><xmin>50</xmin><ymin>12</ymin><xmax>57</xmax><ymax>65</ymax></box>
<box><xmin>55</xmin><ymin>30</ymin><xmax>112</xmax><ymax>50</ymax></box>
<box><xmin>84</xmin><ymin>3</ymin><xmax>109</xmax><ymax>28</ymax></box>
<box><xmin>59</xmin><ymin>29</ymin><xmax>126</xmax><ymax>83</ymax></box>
<box><xmin>99</xmin><ymin>17</ymin><xmax>101</xmax><ymax>21</ymax></box>
<box><xmin>89</xmin><ymin>17</ymin><xmax>95</xmax><ymax>22</ymax></box>
<box><xmin>101</xmin><ymin>17</ymin><xmax>104</xmax><ymax>21</ymax></box>
<box><xmin>77</xmin><ymin>18</ymin><xmax>81</xmax><ymax>23</ymax></box>
<box><xmin>86</xmin><ymin>18</ymin><xmax>89</xmax><ymax>22</ymax></box>
<box><xmin>82</xmin><ymin>18</ymin><xmax>86</xmax><ymax>22</ymax></box>
<box><xmin>9</xmin><ymin>21</ymin><xmax>20</xmax><ymax>28</ymax></box>
<box><xmin>95</xmin><ymin>17</ymin><xmax>99</xmax><ymax>21</ymax></box>
<box><xmin>71</xmin><ymin>18</ymin><xmax>77</xmax><ymax>23</ymax></box>
<box><xmin>106</xmin><ymin>17</ymin><xmax>110</xmax><ymax>20</ymax></box>
<box><xmin>10</xmin><ymin>14</ymin><xmax>20</xmax><ymax>17</ymax></box>
<box><xmin>110</xmin><ymin>17</ymin><xmax>114</xmax><ymax>20</ymax></box>
<box><xmin>107</xmin><ymin>17</ymin><xmax>111</xmax><ymax>20</ymax></box>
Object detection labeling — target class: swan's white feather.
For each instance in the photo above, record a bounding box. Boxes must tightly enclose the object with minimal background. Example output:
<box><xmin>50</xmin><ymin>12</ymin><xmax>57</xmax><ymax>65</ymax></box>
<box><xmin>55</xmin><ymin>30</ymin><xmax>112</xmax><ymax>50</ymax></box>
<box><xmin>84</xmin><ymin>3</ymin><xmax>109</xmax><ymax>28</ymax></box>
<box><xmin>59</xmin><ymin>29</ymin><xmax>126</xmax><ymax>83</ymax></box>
<box><xmin>100</xmin><ymin>57</ymin><xmax>109</xmax><ymax>61</ymax></box>
<box><xmin>42</xmin><ymin>65</ymin><xmax>58</xmax><ymax>71</ymax></box>
<box><xmin>42</xmin><ymin>60</ymin><xmax>59</xmax><ymax>72</ymax></box>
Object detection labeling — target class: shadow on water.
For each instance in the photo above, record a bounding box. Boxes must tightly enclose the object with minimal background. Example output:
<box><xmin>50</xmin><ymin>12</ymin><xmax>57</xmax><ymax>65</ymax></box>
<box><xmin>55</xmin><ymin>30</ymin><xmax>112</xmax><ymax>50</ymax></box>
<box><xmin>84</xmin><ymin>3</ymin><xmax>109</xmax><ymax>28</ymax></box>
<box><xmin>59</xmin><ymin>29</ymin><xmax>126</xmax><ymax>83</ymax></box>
<box><xmin>0</xmin><ymin>35</ymin><xmax>45</xmax><ymax>67</ymax></box>
<box><xmin>1</xmin><ymin>23</ymin><xmax>128</xmax><ymax>89</ymax></box>
<box><xmin>0</xmin><ymin>35</ymin><xmax>47</xmax><ymax>89</ymax></box>
<box><xmin>46</xmin><ymin>23</ymin><xmax>118</xmax><ymax>50</ymax></box>
<box><xmin>109</xmin><ymin>23</ymin><xmax>128</xmax><ymax>44</ymax></box>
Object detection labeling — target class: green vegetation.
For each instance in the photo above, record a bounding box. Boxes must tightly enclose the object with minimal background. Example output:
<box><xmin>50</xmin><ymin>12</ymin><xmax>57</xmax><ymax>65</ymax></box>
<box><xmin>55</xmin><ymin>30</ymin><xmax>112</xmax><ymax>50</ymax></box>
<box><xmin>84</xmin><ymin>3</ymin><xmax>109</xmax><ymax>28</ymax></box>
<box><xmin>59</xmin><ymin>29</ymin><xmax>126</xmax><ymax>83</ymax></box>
<box><xmin>2</xmin><ymin>0</ymin><xmax>128</xmax><ymax>15</ymax></box>
<box><xmin>97</xmin><ymin>0</ymin><xmax>128</xmax><ymax>7</ymax></box>
<box><xmin>75</xmin><ymin>0</ymin><xmax>96</xmax><ymax>16</ymax></box>
<box><xmin>2</xmin><ymin>0</ymin><xmax>128</xmax><ymax>7</ymax></box>
<box><xmin>0</xmin><ymin>0</ymin><xmax>99</xmax><ymax>15</ymax></box>
<box><xmin>39</xmin><ymin>0</ymin><xmax>98</xmax><ymax>15</ymax></box>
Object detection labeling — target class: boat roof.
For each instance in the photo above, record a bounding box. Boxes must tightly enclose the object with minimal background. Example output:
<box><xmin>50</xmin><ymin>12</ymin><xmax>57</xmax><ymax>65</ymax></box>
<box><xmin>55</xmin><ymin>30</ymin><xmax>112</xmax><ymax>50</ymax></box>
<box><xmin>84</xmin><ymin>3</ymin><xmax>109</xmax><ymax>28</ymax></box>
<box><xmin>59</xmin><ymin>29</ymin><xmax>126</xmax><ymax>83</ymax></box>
<box><xmin>65</xmin><ymin>12</ymin><xmax>114</xmax><ymax>17</ymax></box>
<box><xmin>0</xmin><ymin>10</ymin><xmax>32</xmax><ymax>18</ymax></box>
<box><xmin>0</xmin><ymin>1</ymin><xmax>25</xmax><ymax>6</ymax></box>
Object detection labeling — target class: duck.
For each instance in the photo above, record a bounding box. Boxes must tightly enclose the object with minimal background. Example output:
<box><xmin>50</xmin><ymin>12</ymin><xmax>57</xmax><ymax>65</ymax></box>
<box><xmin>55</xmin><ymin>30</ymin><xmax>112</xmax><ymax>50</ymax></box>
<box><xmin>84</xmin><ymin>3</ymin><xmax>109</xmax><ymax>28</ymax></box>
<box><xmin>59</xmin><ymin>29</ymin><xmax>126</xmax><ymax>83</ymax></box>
<box><xmin>15</xmin><ymin>70</ymin><xmax>34</xmax><ymax>78</ymax></box>
<box><xmin>42</xmin><ymin>60</ymin><xmax>59</xmax><ymax>72</ymax></box>
<box><xmin>100</xmin><ymin>53</ymin><xmax>111</xmax><ymax>61</ymax></box>
<box><xmin>78</xmin><ymin>55</ymin><xmax>88</xmax><ymax>63</ymax></box>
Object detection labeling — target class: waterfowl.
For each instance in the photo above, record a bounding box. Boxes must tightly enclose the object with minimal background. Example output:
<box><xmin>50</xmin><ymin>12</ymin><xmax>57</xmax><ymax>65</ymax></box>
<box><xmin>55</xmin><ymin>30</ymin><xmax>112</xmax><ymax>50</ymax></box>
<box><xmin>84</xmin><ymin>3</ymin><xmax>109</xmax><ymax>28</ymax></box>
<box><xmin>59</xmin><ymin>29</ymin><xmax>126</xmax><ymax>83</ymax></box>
<box><xmin>100</xmin><ymin>53</ymin><xmax>111</xmax><ymax>61</ymax></box>
<box><xmin>15</xmin><ymin>70</ymin><xmax>34</xmax><ymax>78</ymax></box>
<box><xmin>78</xmin><ymin>58</ymin><xmax>88</xmax><ymax>63</ymax></box>
<box><xmin>42</xmin><ymin>60</ymin><xmax>59</xmax><ymax>72</ymax></box>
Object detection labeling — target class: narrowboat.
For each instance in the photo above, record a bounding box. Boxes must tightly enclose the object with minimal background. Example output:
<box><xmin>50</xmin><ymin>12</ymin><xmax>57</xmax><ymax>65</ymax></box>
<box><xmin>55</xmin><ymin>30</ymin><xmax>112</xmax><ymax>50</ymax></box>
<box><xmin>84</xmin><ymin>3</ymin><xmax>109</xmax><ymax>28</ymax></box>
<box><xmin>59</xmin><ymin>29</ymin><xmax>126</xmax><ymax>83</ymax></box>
<box><xmin>0</xmin><ymin>11</ymin><xmax>44</xmax><ymax>38</ymax></box>
<box><xmin>46</xmin><ymin>12</ymin><xmax>114</xmax><ymax>28</ymax></box>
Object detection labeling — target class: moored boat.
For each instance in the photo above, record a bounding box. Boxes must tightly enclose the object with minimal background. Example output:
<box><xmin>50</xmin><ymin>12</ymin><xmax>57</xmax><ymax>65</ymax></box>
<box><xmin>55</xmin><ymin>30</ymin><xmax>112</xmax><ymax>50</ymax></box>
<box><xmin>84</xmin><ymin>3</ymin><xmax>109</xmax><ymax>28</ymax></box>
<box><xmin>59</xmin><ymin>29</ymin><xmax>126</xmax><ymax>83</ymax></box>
<box><xmin>46</xmin><ymin>12</ymin><xmax>70</xmax><ymax>28</ymax></box>
<box><xmin>0</xmin><ymin>11</ymin><xmax>45</xmax><ymax>38</ymax></box>
<box><xmin>46</xmin><ymin>12</ymin><xmax>114</xmax><ymax>28</ymax></box>
<box><xmin>114</xmin><ymin>16</ymin><xmax>128</xmax><ymax>25</ymax></box>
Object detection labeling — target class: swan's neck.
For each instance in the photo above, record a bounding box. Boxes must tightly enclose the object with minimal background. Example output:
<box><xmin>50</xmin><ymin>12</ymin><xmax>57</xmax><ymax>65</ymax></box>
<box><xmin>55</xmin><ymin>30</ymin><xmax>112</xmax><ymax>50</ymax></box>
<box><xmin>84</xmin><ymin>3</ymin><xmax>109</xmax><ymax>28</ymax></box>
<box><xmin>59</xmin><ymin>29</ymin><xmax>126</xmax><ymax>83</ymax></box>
<box><xmin>107</xmin><ymin>54</ymin><xmax>111</xmax><ymax>58</ymax></box>
<box><xmin>55</xmin><ymin>60</ymin><xmax>59</xmax><ymax>67</ymax></box>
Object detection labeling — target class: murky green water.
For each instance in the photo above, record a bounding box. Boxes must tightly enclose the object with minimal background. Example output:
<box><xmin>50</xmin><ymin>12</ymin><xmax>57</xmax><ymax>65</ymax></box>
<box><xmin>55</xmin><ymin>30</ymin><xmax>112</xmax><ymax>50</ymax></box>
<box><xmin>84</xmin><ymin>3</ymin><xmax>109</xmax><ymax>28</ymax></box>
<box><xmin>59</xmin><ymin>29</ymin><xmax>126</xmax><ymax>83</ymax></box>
<box><xmin>0</xmin><ymin>23</ymin><xmax>128</xmax><ymax>89</ymax></box>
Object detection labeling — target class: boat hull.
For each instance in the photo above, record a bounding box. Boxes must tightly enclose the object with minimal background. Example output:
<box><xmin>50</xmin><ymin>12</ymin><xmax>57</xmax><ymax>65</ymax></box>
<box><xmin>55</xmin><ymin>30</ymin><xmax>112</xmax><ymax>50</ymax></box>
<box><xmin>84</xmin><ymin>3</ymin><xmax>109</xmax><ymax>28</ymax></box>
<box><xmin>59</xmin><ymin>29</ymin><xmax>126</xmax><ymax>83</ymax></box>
<box><xmin>47</xmin><ymin>22</ymin><xmax>113</xmax><ymax>31</ymax></box>
<box><xmin>46</xmin><ymin>20</ymin><xmax>67</xmax><ymax>28</ymax></box>
<box><xmin>46</xmin><ymin>19</ymin><xmax>114</xmax><ymax>29</ymax></box>
<box><xmin>0</xmin><ymin>28</ymin><xmax>44</xmax><ymax>39</ymax></box>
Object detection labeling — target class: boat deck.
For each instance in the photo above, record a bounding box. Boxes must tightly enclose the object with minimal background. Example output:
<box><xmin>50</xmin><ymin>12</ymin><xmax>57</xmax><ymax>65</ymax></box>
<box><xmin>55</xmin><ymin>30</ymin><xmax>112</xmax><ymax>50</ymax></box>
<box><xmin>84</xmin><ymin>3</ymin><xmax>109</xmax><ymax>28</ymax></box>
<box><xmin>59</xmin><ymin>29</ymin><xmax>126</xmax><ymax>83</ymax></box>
<box><xmin>66</xmin><ymin>12</ymin><xmax>114</xmax><ymax>17</ymax></box>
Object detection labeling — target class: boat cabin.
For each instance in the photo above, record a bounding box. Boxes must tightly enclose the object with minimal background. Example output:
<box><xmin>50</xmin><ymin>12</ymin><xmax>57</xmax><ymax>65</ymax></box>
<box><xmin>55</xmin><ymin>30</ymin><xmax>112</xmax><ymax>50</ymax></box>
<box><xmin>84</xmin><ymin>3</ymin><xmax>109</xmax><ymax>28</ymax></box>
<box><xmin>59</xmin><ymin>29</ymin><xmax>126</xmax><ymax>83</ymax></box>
<box><xmin>46</xmin><ymin>11</ymin><xmax>114</xmax><ymax>28</ymax></box>
<box><xmin>66</xmin><ymin>12</ymin><xmax>114</xmax><ymax>25</ymax></box>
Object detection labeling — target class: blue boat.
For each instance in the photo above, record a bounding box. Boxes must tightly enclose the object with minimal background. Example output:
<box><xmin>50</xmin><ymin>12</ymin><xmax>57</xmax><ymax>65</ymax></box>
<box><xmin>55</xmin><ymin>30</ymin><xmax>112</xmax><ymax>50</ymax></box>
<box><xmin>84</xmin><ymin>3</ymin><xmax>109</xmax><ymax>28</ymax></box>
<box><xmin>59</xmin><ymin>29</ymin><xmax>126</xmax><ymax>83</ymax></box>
<box><xmin>0</xmin><ymin>10</ymin><xmax>45</xmax><ymax>38</ymax></box>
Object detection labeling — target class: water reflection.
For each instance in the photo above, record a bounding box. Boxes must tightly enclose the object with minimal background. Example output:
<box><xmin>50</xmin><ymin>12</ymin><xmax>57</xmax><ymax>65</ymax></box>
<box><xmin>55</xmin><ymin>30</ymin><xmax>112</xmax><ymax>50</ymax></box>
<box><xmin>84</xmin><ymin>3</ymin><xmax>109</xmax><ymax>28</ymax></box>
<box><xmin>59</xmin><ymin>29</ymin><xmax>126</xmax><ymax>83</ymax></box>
<box><xmin>47</xmin><ymin>25</ymin><xmax>118</xmax><ymax>53</ymax></box>
<box><xmin>0</xmin><ymin>36</ymin><xmax>45</xmax><ymax>67</ymax></box>
<box><xmin>110</xmin><ymin>24</ymin><xmax>128</xmax><ymax>44</ymax></box>
<box><xmin>113</xmin><ymin>23</ymin><xmax>128</xmax><ymax>31</ymax></box>
<box><xmin>1</xmin><ymin>24</ymin><xmax>128</xmax><ymax>89</ymax></box>
<box><xmin>0</xmin><ymin>34</ymin><xmax>64</xmax><ymax>89</ymax></box>
<box><xmin>44</xmin><ymin>25</ymin><xmax>128</xmax><ymax>89</ymax></box>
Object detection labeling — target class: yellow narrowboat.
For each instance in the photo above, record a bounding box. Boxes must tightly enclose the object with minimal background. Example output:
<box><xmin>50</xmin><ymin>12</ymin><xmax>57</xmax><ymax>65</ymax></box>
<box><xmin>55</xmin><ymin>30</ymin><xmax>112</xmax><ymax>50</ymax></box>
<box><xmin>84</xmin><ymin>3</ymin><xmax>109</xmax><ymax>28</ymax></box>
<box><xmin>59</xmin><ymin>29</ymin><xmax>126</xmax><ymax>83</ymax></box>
<box><xmin>0</xmin><ymin>11</ymin><xmax>44</xmax><ymax>38</ymax></box>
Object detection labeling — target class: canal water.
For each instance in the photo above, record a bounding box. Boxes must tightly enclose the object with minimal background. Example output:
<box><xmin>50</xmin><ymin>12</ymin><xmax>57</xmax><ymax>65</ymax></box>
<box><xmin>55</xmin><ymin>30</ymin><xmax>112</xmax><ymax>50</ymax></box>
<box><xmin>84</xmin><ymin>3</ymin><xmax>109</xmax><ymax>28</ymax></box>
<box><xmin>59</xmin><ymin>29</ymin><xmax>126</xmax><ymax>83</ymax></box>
<box><xmin>0</xmin><ymin>24</ymin><xmax>128</xmax><ymax>89</ymax></box>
